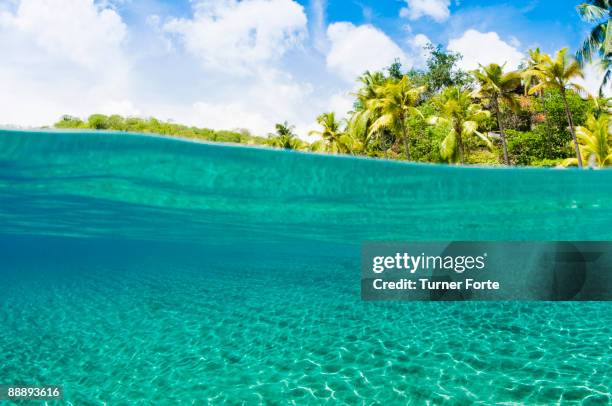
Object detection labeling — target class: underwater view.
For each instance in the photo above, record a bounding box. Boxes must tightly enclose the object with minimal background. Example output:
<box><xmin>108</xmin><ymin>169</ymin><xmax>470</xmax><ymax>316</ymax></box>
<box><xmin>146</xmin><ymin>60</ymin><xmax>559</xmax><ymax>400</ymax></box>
<box><xmin>1</xmin><ymin>129</ymin><xmax>611</xmax><ymax>404</ymax></box>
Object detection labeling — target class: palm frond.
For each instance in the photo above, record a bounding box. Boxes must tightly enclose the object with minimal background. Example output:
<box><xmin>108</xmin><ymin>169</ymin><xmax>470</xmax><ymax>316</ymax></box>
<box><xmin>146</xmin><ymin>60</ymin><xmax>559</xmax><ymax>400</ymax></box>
<box><xmin>569</xmin><ymin>82</ymin><xmax>590</xmax><ymax>96</ymax></box>
<box><xmin>440</xmin><ymin>129</ymin><xmax>457</xmax><ymax>162</ymax></box>
<box><xmin>577</xmin><ymin>3</ymin><xmax>608</xmax><ymax>22</ymax></box>
<box><xmin>368</xmin><ymin>114</ymin><xmax>395</xmax><ymax>136</ymax></box>
<box><xmin>473</xmin><ymin>130</ymin><xmax>494</xmax><ymax>150</ymax></box>
<box><xmin>561</xmin><ymin>157</ymin><xmax>580</xmax><ymax>167</ymax></box>
<box><xmin>577</xmin><ymin>23</ymin><xmax>607</xmax><ymax>65</ymax></box>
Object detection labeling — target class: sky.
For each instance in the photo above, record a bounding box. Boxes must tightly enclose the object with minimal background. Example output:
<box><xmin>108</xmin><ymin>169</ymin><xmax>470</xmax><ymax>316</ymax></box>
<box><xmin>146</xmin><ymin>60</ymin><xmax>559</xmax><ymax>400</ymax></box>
<box><xmin>0</xmin><ymin>0</ymin><xmax>607</xmax><ymax>138</ymax></box>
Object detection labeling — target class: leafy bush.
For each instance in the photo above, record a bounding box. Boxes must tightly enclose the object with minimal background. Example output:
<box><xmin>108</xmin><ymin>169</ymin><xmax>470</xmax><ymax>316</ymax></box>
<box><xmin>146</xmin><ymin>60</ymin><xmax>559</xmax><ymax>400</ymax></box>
<box><xmin>507</xmin><ymin>124</ymin><xmax>575</xmax><ymax>165</ymax></box>
<box><xmin>530</xmin><ymin>158</ymin><xmax>565</xmax><ymax>167</ymax></box>
<box><xmin>107</xmin><ymin>115</ymin><xmax>127</xmax><ymax>131</ymax></box>
<box><xmin>54</xmin><ymin>115</ymin><xmax>86</xmax><ymax>129</ymax></box>
<box><xmin>507</xmin><ymin>129</ymin><xmax>546</xmax><ymax>165</ymax></box>
<box><xmin>539</xmin><ymin>89</ymin><xmax>593</xmax><ymax>132</ymax></box>
<box><xmin>467</xmin><ymin>149</ymin><xmax>500</xmax><ymax>165</ymax></box>
<box><xmin>88</xmin><ymin>114</ymin><xmax>110</xmax><ymax>130</ymax></box>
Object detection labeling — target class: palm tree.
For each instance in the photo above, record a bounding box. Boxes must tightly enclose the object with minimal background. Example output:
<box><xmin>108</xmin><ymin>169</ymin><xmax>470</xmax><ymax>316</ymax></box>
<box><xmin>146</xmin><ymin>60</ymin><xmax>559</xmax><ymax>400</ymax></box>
<box><xmin>356</xmin><ymin>71</ymin><xmax>387</xmax><ymax>106</ymax></box>
<box><xmin>528</xmin><ymin>48</ymin><xmax>587</xmax><ymax>167</ymax></box>
<box><xmin>522</xmin><ymin>48</ymin><xmax>555</xmax><ymax>154</ymax></box>
<box><xmin>366</xmin><ymin>76</ymin><xmax>426</xmax><ymax>160</ymax></box>
<box><xmin>563</xmin><ymin>114</ymin><xmax>612</xmax><ymax>167</ymax></box>
<box><xmin>523</xmin><ymin>48</ymin><xmax>548</xmax><ymax>96</ymax></box>
<box><xmin>471</xmin><ymin>63</ymin><xmax>522</xmax><ymax>165</ymax></box>
<box><xmin>428</xmin><ymin>87</ymin><xmax>492</xmax><ymax>164</ymax></box>
<box><xmin>576</xmin><ymin>1</ymin><xmax>611</xmax><ymax>94</ymax></box>
<box><xmin>309</xmin><ymin>112</ymin><xmax>360</xmax><ymax>154</ymax></box>
<box><xmin>268</xmin><ymin>122</ymin><xmax>305</xmax><ymax>150</ymax></box>
<box><xmin>347</xmin><ymin>71</ymin><xmax>387</xmax><ymax>153</ymax></box>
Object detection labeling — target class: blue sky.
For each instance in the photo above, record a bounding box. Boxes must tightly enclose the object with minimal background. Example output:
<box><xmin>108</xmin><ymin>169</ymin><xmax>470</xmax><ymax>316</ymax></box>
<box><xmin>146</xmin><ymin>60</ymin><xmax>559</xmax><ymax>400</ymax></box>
<box><xmin>120</xmin><ymin>0</ymin><xmax>590</xmax><ymax>55</ymax></box>
<box><xmin>0</xmin><ymin>0</ymin><xmax>604</xmax><ymax>137</ymax></box>
<box><xmin>323</xmin><ymin>0</ymin><xmax>585</xmax><ymax>51</ymax></box>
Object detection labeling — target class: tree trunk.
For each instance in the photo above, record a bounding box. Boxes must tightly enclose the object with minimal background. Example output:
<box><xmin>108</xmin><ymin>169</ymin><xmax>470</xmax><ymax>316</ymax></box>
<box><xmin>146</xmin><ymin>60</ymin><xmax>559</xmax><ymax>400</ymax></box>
<box><xmin>400</xmin><ymin>116</ymin><xmax>411</xmax><ymax>161</ymax></box>
<box><xmin>455</xmin><ymin>123</ymin><xmax>464</xmax><ymax>164</ymax></box>
<box><xmin>561</xmin><ymin>88</ymin><xmax>583</xmax><ymax>168</ymax></box>
<box><xmin>540</xmin><ymin>91</ymin><xmax>553</xmax><ymax>158</ymax></box>
<box><xmin>495</xmin><ymin>98</ymin><xmax>510</xmax><ymax>165</ymax></box>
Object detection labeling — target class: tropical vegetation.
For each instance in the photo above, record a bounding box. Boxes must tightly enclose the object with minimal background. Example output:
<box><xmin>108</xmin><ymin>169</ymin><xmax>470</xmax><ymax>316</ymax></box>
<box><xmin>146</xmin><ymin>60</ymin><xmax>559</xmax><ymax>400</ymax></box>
<box><xmin>428</xmin><ymin>86</ymin><xmax>491</xmax><ymax>163</ymax></box>
<box><xmin>576</xmin><ymin>0</ymin><xmax>611</xmax><ymax>94</ymax></box>
<box><xmin>53</xmin><ymin>2</ymin><xmax>611</xmax><ymax>169</ymax></box>
<box><xmin>564</xmin><ymin>113</ymin><xmax>612</xmax><ymax>166</ymax></box>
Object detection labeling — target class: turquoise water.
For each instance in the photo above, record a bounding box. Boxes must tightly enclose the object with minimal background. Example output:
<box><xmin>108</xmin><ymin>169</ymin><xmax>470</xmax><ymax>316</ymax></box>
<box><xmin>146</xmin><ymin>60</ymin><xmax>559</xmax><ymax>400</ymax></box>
<box><xmin>1</xmin><ymin>129</ymin><xmax>611</xmax><ymax>404</ymax></box>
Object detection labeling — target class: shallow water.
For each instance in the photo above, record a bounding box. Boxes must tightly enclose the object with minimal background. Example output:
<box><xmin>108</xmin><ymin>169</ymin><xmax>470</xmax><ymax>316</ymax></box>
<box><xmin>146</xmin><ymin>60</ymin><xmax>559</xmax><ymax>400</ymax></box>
<box><xmin>1</xmin><ymin>129</ymin><xmax>611</xmax><ymax>404</ymax></box>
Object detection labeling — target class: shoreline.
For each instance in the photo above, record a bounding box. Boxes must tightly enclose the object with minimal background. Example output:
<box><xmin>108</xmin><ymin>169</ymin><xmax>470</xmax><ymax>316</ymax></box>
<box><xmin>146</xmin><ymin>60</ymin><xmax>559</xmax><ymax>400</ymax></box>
<box><xmin>0</xmin><ymin>127</ymin><xmax>593</xmax><ymax>172</ymax></box>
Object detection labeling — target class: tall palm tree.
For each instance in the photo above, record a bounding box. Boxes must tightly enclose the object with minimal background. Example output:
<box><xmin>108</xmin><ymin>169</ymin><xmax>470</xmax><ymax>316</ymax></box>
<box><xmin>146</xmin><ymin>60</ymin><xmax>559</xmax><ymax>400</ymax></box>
<box><xmin>522</xmin><ymin>48</ymin><xmax>555</xmax><ymax>153</ymax></box>
<box><xmin>576</xmin><ymin>1</ymin><xmax>611</xmax><ymax>94</ymax></box>
<box><xmin>523</xmin><ymin>48</ymin><xmax>548</xmax><ymax>97</ymax></box>
<box><xmin>366</xmin><ymin>76</ymin><xmax>426</xmax><ymax>160</ymax></box>
<box><xmin>471</xmin><ymin>63</ymin><xmax>522</xmax><ymax>165</ymax></box>
<box><xmin>563</xmin><ymin>113</ymin><xmax>611</xmax><ymax>167</ymax></box>
<box><xmin>347</xmin><ymin>71</ymin><xmax>388</xmax><ymax>153</ymax></box>
<box><xmin>428</xmin><ymin>86</ymin><xmax>492</xmax><ymax>164</ymax></box>
<box><xmin>309</xmin><ymin>112</ymin><xmax>360</xmax><ymax>154</ymax></box>
<box><xmin>268</xmin><ymin>122</ymin><xmax>305</xmax><ymax>150</ymax></box>
<box><xmin>528</xmin><ymin>48</ymin><xmax>587</xmax><ymax>167</ymax></box>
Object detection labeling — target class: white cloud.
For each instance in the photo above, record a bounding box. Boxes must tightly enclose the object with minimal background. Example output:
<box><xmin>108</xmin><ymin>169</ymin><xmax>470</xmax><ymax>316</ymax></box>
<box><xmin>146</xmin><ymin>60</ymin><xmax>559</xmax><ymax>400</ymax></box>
<box><xmin>326</xmin><ymin>22</ymin><xmax>408</xmax><ymax>82</ymax></box>
<box><xmin>575</xmin><ymin>61</ymin><xmax>611</xmax><ymax>98</ymax></box>
<box><xmin>0</xmin><ymin>0</ymin><xmax>131</xmax><ymax>126</ymax></box>
<box><xmin>328</xmin><ymin>92</ymin><xmax>354</xmax><ymax>118</ymax></box>
<box><xmin>410</xmin><ymin>33</ymin><xmax>431</xmax><ymax>49</ymax></box>
<box><xmin>0</xmin><ymin>0</ymin><xmax>126</xmax><ymax>68</ymax></box>
<box><xmin>141</xmin><ymin>67</ymin><xmax>317</xmax><ymax>137</ymax></box>
<box><xmin>192</xmin><ymin>102</ymin><xmax>271</xmax><ymax>135</ymax></box>
<box><xmin>163</xmin><ymin>0</ymin><xmax>307</xmax><ymax>74</ymax></box>
<box><xmin>448</xmin><ymin>29</ymin><xmax>523</xmax><ymax>71</ymax></box>
<box><xmin>400</xmin><ymin>0</ymin><xmax>451</xmax><ymax>23</ymax></box>
<box><xmin>99</xmin><ymin>100</ymin><xmax>141</xmax><ymax>117</ymax></box>
<box><xmin>408</xmin><ymin>33</ymin><xmax>431</xmax><ymax>66</ymax></box>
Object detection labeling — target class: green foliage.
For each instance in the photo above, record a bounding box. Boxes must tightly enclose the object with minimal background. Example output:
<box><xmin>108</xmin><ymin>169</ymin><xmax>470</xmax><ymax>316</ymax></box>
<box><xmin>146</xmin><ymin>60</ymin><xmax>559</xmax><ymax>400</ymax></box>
<box><xmin>574</xmin><ymin>113</ymin><xmax>612</xmax><ymax>166</ymax></box>
<box><xmin>526</xmin><ymin>47</ymin><xmax>589</xmax><ymax>166</ymax></box>
<box><xmin>55</xmin><ymin>115</ymin><xmax>86</xmax><ymax>129</ymax></box>
<box><xmin>506</xmin><ymin>123</ymin><xmax>580</xmax><ymax>166</ymax></box>
<box><xmin>530</xmin><ymin>158</ymin><xmax>565</xmax><ymax>167</ymax></box>
<box><xmin>88</xmin><ymin>114</ymin><xmax>111</xmax><ymax>130</ymax></box>
<box><xmin>428</xmin><ymin>86</ymin><xmax>491</xmax><ymax>163</ymax></box>
<box><xmin>466</xmin><ymin>149</ymin><xmax>501</xmax><ymax>165</ymax></box>
<box><xmin>409</xmin><ymin>118</ymin><xmax>447</xmax><ymax>163</ymax></box>
<box><xmin>405</xmin><ymin>45</ymin><xmax>473</xmax><ymax>97</ymax></box>
<box><xmin>107</xmin><ymin>115</ymin><xmax>127</xmax><ymax>131</ymax></box>
<box><xmin>386</xmin><ymin>59</ymin><xmax>404</xmax><ymax>80</ymax></box>
<box><xmin>267</xmin><ymin>122</ymin><xmax>306</xmax><ymax>150</ymax></box>
<box><xmin>471</xmin><ymin>63</ymin><xmax>522</xmax><ymax>164</ymax></box>
<box><xmin>366</xmin><ymin>76</ymin><xmax>426</xmax><ymax>160</ymax></box>
<box><xmin>507</xmin><ymin>129</ymin><xmax>548</xmax><ymax>165</ymax></box>
<box><xmin>309</xmin><ymin>112</ymin><xmax>360</xmax><ymax>154</ymax></box>
<box><xmin>541</xmin><ymin>88</ymin><xmax>593</xmax><ymax>133</ymax></box>
<box><xmin>423</xmin><ymin>44</ymin><xmax>473</xmax><ymax>94</ymax></box>
<box><xmin>54</xmin><ymin>114</ymin><xmax>268</xmax><ymax>146</ymax></box>
<box><xmin>576</xmin><ymin>1</ymin><xmax>611</xmax><ymax>94</ymax></box>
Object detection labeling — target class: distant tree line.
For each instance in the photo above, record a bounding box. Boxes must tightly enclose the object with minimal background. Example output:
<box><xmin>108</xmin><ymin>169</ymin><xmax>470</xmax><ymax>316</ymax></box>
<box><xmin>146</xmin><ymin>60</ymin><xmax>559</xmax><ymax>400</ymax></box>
<box><xmin>54</xmin><ymin>114</ymin><xmax>269</xmax><ymax>145</ymax></box>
